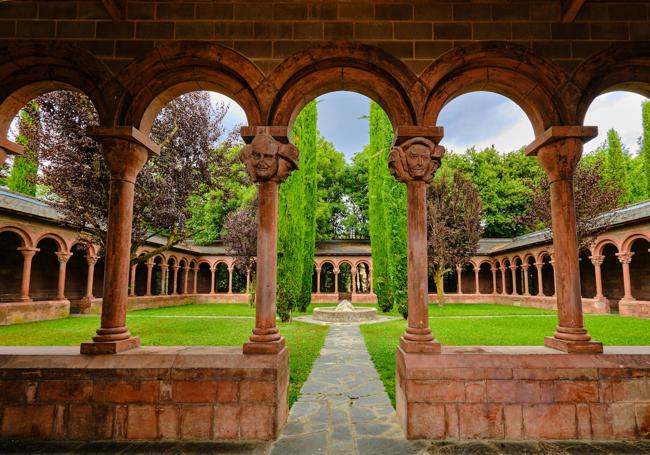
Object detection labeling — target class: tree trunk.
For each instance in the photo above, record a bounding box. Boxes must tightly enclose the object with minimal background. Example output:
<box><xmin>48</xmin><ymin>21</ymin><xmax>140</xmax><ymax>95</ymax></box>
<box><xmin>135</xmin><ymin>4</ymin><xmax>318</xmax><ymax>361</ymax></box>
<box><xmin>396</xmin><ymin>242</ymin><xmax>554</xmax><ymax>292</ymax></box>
<box><xmin>435</xmin><ymin>268</ymin><xmax>445</xmax><ymax>308</ymax></box>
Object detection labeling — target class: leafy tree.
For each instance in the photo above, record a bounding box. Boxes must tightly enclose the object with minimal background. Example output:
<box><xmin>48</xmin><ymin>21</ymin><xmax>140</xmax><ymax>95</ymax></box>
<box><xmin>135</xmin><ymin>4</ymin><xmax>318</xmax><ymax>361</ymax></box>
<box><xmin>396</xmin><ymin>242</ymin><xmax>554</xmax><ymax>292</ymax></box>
<box><xmin>30</xmin><ymin>90</ymin><xmax>237</xmax><ymax>263</ymax></box>
<box><xmin>338</xmin><ymin>145</ymin><xmax>370</xmax><ymax>238</ymax></box>
<box><xmin>222</xmin><ymin>200</ymin><xmax>257</xmax><ymax>307</ymax></box>
<box><xmin>641</xmin><ymin>100</ymin><xmax>650</xmax><ymax>199</ymax></box>
<box><xmin>427</xmin><ymin>169</ymin><xmax>483</xmax><ymax>307</ymax></box>
<box><xmin>277</xmin><ymin>100</ymin><xmax>318</xmax><ymax>321</ymax></box>
<box><xmin>521</xmin><ymin>159</ymin><xmax>622</xmax><ymax>251</ymax></box>
<box><xmin>367</xmin><ymin>102</ymin><xmax>407</xmax><ymax>315</ymax></box>
<box><xmin>7</xmin><ymin>102</ymin><xmax>40</xmax><ymax>196</ymax></box>
<box><xmin>602</xmin><ymin>129</ymin><xmax>631</xmax><ymax>205</ymax></box>
<box><xmin>314</xmin><ymin>134</ymin><xmax>348</xmax><ymax>239</ymax></box>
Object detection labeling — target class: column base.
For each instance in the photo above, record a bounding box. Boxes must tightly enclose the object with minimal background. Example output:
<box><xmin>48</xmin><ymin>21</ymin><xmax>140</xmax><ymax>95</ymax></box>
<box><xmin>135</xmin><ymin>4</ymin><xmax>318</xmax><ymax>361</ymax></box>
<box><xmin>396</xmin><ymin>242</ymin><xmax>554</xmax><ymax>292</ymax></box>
<box><xmin>544</xmin><ymin>336</ymin><xmax>603</xmax><ymax>354</ymax></box>
<box><xmin>399</xmin><ymin>336</ymin><xmax>441</xmax><ymax>354</ymax></box>
<box><xmin>80</xmin><ymin>336</ymin><xmax>141</xmax><ymax>355</ymax></box>
<box><xmin>243</xmin><ymin>337</ymin><xmax>286</xmax><ymax>355</ymax></box>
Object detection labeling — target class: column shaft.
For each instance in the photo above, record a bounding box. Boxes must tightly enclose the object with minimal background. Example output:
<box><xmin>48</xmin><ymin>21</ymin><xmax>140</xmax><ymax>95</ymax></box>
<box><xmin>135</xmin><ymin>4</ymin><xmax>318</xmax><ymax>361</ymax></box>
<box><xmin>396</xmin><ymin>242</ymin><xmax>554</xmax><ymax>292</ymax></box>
<box><xmin>18</xmin><ymin>248</ymin><xmax>37</xmax><ymax>302</ymax></box>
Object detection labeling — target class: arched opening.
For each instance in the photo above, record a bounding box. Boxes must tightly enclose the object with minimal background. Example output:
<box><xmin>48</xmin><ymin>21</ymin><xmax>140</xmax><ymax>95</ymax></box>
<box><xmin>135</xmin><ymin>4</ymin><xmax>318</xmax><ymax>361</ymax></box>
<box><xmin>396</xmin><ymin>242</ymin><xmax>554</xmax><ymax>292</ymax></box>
<box><xmin>64</xmin><ymin>243</ymin><xmax>89</xmax><ymax>302</ymax></box>
<box><xmin>177</xmin><ymin>260</ymin><xmax>187</xmax><ymax>295</ymax></box>
<box><xmin>579</xmin><ymin>250</ymin><xmax>596</xmax><ymax>299</ymax></box>
<box><xmin>216</xmin><ymin>262</ymin><xmax>229</xmax><ymax>293</ymax></box>
<box><xmin>478</xmin><ymin>262</ymin><xmax>493</xmax><ymax>294</ymax></box>
<box><xmin>356</xmin><ymin>262</ymin><xmax>371</xmax><ymax>294</ymax></box>
<box><xmin>527</xmin><ymin>256</ymin><xmax>538</xmax><ymax>296</ymax></box>
<box><xmin>188</xmin><ymin>261</ymin><xmax>197</xmax><ymax>294</ymax></box>
<box><xmin>0</xmin><ymin>231</ymin><xmax>24</xmax><ymax>302</ymax></box>
<box><xmin>601</xmin><ymin>243</ymin><xmax>624</xmax><ymax>308</ymax></box>
<box><xmin>31</xmin><ymin>238</ymin><xmax>60</xmax><ymax>301</ymax></box>
<box><xmin>320</xmin><ymin>262</ymin><xmax>335</xmax><ymax>294</ymax></box>
<box><xmin>338</xmin><ymin>262</ymin><xmax>352</xmax><ymax>297</ymax></box>
<box><xmin>503</xmin><ymin>259</ymin><xmax>513</xmax><ymax>295</ymax></box>
<box><xmin>134</xmin><ymin>255</ymin><xmax>148</xmax><ymax>297</ymax></box>
<box><xmin>443</xmin><ymin>269</ymin><xmax>458</xmax><ymax>294</ymax></box>
<box><xmin>513</xmin><ymin>258</ymin><xmax>524</xmax><ymax>295</ymax></box>
<box><xmin>151</xmin><ymin>256</ymin><xmax>164</xmax><ymax>296</ymax></box>
<box><xmin>630</xmin><ymin>238</ymin><xmax>650</xmax><ymax>301</ymax></box>
<box><xmin>541</xmin><ymin>255</ymin><xmax>555</xmax><ymax>297</ymax></box>
<box><xmin>197</xmin><ymin>263</ymin><xmax>212</xmax><ymax>294</ymax></box>
<box><xmin>232</xmin><ymin>265</ymin><xmax>247</xmax><ymax>294</ymax></box>
<box><xmin>460</xmin><ymin>264</ymin><xmax>475</xmax><ymax>294</ymax></box>
<box><xmin>166</xmin><ymin>258</ymin><xmax>177</xmax><ymax>295</ymax></box>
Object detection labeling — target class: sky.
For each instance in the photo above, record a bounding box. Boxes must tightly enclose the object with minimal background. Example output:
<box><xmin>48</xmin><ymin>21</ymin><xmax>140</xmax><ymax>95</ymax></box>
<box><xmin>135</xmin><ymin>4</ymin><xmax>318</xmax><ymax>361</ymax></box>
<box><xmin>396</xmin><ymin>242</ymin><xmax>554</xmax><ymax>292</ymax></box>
<box><xmin>210</xmin><ymin>90</ymin><xmax>648</xmax><ymax>161</ymax></box>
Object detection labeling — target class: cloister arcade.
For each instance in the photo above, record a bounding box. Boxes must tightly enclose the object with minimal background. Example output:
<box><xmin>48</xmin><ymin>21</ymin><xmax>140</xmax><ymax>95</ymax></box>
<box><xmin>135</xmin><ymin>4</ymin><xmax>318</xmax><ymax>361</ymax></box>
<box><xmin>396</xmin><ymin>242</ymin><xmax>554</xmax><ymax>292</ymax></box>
<box><xmin>0</xmin><ymin>0</ymin><xmax>650</xmax><ymax>443</ymax></box>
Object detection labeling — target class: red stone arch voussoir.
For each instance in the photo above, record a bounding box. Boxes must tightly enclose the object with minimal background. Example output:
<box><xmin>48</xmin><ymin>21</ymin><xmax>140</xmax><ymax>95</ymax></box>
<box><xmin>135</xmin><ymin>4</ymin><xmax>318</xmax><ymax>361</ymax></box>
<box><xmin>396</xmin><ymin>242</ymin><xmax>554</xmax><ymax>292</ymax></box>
<box><xmin>0</xmin><ymin>225</ymin><xmax>32</xmax><ymax>248</ymax></box>
<box><xmin>34</xmin><ymin>232</ymin><xmax>68</xmax><ymax>253</ymax></box>
<box><xmin>421</xmin><ymin>42</ymin><xmax>570</xmax><ymax>135</ymax></box>
<box><xmin>593</xmin><ymin>238</ymin><xmax>622</xmax><ymax>256</ymax></box>
<box><xmin>621</xmin><ymin>233</ymin><xmax>650</xmax><ymax>254</ymax></box>
<box><xmin>268</xmin><ymin>42</ymin><xmax>421</xmax><ymax>128</ymax></box>
<box><xmin>114</xmin><ymin>41</ymin><xmax>266</xmax><ymax>134</ymax></box>
<box><xmin>0</xmin><ymin>41</ymin><xmax>114</xmax><ymax>140</ymax></box>
<box><xmin>570</xmin><ymin>42</ymin><xmax>650</xmax><ymax>125</ymax></box>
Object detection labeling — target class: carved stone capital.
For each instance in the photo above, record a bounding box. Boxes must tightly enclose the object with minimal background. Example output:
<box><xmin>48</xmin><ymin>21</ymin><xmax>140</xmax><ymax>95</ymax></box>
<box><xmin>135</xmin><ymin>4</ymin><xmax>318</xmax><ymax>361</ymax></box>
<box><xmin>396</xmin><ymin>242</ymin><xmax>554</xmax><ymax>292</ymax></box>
<box><xmin>389</xmin><ymin>137</ymin><xmax>444</xmax><ymax>183</ymax></box>
<box><xmin>56</xmin><ymin>252</ymin><xmax>73</xmax><ymax>264</ymax></box>
<box><xmin>17</xmin><ymin>247</ymin><xmax>39</xmax><ymax>259</ymax></box>
<box><xmin>85</xmin><ymin>255</ymin><xmax>99</xmax><ymax>266</ymax></box>
<box><xmin>589</xmin><ymin>255</ymin><xmax>605</xmax><ymax>267</ymax></box>
<box><xmin>239</xmin><ymin>129</ymin><xmax>299</xmax><ymax>183</ymax></box>
<box><xmin>617</xmin><ymin>252</ymin><xmax>634</xmax><ymax>264</ymax></box>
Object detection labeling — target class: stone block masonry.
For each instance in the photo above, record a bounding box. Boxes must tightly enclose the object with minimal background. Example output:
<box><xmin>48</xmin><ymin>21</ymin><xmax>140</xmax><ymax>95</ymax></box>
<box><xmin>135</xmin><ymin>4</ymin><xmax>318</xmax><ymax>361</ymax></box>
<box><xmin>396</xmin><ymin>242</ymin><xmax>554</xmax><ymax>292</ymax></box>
<box><xmin>397</xmin><ymin>346</ymin><xmax>650</xmax><ymax>440</ymax></box>
<box><xmin>0</xmin><ymin>346</ymin><xmax>289</xmax><ymax>441</ymax></box>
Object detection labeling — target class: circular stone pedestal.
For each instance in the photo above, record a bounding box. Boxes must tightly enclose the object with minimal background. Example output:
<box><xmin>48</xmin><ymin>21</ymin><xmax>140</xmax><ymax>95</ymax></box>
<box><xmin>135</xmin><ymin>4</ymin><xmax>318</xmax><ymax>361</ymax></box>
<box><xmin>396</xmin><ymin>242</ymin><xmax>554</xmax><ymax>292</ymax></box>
<box><xmin>313</xmin><ymin>306</ymin><xmax>378</xmax><ymax>323</ymax></box>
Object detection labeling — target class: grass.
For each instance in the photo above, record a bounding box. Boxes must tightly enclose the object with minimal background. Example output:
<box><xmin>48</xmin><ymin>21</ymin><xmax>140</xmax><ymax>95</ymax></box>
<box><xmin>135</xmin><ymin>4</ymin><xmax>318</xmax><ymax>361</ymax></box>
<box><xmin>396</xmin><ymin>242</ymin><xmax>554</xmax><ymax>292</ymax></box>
<box><xmin>360</xmin><ymin>305</ymin><xmax>650</xmax><ymax>407</ymax></box>
<box><xmin>0</xmin><ymin>305</ymin><xmax>329</xmax><ymax>407</ymax></box>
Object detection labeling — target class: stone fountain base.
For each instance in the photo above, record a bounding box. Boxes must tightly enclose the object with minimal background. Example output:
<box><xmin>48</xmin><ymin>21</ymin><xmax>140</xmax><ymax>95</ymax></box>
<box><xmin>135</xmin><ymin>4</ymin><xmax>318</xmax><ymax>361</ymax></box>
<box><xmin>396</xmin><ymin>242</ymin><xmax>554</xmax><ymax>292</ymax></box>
<box><xmin>313</xmin><ymin>300</ymin><xmax>378</xmax><ymax>323</ymax></box>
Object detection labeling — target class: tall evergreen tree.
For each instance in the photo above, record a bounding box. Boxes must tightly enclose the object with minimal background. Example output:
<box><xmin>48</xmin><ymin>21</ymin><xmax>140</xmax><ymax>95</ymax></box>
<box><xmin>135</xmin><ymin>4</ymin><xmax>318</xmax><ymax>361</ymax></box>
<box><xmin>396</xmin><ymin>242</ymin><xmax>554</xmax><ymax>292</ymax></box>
<box><xmin>602</xmin><ymin>129</ymin><xmax>631</xmax><ymax>204</ymax></box>
<box><xmin>276</xmin><ymin>100</ymin><xmax>318</xmax><ymax>320</ymax></box>
<box><xmin>7</xmin><ymin>102</ymin><xmax>40</xmax><ymax>196</ymax></box>
<box><xmin>367</xmin><ymin>101</ymin><xmax>407</xmax><ymax>314</ymax></box>
<box><xmin>641</xmin><ymin>100</ymin><xmax>650</xmax><ymax>199</ymax></box>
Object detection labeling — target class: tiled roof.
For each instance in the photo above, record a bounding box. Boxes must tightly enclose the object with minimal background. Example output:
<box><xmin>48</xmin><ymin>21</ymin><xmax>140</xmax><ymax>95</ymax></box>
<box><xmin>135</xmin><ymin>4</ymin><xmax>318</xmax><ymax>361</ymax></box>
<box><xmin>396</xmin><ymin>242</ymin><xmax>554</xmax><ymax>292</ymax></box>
<box><xmin>0</xmin><ymin>188</ymin><xmax>62</xmax><ymax>221</ymax></box>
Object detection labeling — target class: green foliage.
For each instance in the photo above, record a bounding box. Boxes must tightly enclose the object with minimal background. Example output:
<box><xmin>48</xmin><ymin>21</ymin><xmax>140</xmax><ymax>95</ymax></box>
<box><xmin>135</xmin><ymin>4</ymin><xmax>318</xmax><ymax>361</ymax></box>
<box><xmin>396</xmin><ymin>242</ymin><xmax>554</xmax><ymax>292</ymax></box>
<box><xmin>314</xmin><ymin>135</ymin><xmax>348</xmax><ymax>239</ymax></box>
<box><xmin>602</xmin><ymin>129</ymin><xmax>631</xmax><ymax>205</ymax></box>
<box><xmin>277</xmin><ymin>101</ymin><xmax>318</xmax><ymax>320</ymax></box>
<box><xmin>641</xmin><ymin>100</ymin><xmax>650</xmax><ymax>199</ymax></box>
<box><xmin>7</xmin><ymin>106</ymin><xmax>39</xmax><ymax>196</ymax></box>
<box><xmin>367</xmin><ymin>102</ymin><xmax>407</xmax><ymax>315</ymax></box>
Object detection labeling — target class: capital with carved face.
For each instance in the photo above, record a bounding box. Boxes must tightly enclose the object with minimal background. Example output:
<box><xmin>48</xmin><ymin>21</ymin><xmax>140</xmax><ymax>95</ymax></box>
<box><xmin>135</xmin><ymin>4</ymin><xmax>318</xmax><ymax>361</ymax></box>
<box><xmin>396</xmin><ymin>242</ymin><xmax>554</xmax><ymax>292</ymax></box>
<box><xmin>239</xmin><ymin>132</ymin><xmax>299</xmax><ymax>183</ymax></box>
<box><xmin>388</xmin><ymin>137</ymin><xmax>444</xmax><ymax>183</ymax></box>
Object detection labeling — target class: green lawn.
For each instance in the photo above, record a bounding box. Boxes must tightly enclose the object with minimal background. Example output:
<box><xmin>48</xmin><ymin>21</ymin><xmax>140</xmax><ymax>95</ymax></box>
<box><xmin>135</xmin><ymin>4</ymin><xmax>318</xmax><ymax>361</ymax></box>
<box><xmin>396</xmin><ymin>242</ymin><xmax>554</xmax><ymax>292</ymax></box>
<box><xmin>0</xmin><ymin>306</ymin><xmax>329</xmax><ymax>407</ymax></box>
<box><xmin>360</xmin><ymin>307</ymin><xmax>650</xmax><ymax>407</ymax></box>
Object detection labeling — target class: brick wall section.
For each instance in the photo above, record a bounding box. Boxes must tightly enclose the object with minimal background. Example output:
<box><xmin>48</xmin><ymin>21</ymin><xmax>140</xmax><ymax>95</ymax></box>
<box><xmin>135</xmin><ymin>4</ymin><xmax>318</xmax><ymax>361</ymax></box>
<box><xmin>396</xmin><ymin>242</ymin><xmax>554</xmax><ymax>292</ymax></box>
<box><xmin>0</xmin><ymin>1</ymin><xmax>648</xmax><ymax>75</ymax></box>
<box><xmin>397</xmin><ymin>346</ymin><xmax>650</xmax><ymax>440</ymax></box>
<box><xmin>0</xmin><ymin>346</ymin><xmax>289</xmax><ymax>441</ymax></box>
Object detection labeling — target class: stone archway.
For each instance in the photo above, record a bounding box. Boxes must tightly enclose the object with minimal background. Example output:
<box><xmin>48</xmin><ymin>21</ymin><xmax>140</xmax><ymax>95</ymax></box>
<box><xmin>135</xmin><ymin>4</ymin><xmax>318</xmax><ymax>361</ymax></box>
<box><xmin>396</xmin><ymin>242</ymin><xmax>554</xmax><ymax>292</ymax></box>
<box><xmin>0</xmin><ymin>231</ymin><xmax>24</xmax><ymax>302</ymax></box>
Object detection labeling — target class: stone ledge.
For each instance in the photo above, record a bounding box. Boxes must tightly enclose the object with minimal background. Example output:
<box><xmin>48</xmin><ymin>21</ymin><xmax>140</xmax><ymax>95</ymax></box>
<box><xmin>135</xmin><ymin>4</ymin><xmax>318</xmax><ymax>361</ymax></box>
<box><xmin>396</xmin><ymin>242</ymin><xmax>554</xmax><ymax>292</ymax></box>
<box><xmin>0</xmin><ymin>300</ymin><xmax>70</xmax><ymax>326</ymax></box>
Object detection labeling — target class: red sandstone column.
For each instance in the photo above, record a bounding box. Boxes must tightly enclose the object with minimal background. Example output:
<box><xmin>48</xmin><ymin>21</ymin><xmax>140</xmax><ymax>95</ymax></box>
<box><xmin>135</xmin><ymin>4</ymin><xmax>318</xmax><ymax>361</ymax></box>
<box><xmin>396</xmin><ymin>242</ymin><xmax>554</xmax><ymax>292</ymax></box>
<box><xmin>17</xmin><ymin>247</ymin><xmax>38</xmax><ymax>302</ymax></box>
<box><xmin>239</xmin><ymin>126</ymin><xmax>299</xmax><ymax>354</ymax></box>
<box><xmin>129</xmin><ymin>264</ymin><xmax>137</xmax><ymax>297</ymax></box>
<box><xmin>510</xmin><ymin>265</ymin><xmax>517</xmax><ymax>295</ymax></box>
<box><xmin>171</xmin><ymin>265</ymin><xmax>179</xmax><ymax>295</ymax></box>
<box><xmin>85</xmin><ymin>255</ymin><xmax>99</xmax><ymax>299</ymax></box>
<box><xmin>352</xmin><ymin>270</ymin><xmax>357</xmax><ymax>294</ymax></box>
<box><xmin>192</xmin><ymin>267</ymin><xmax>198</xmax><ymax>294</ymax></box>
<box><xmin>160</xmin><ymin>264</ymin><xmax>168</xmax><ymax>295</ymax></box>
<box><xmin>210</xmin><ymin>266</ymin><xmax>216</xmax><ymax>294</ymax></box>
<box><xmin>456</xmin><ymin>265</ymin><xmax>463</xmax><ymax>294</ymax></box>
<box><xmin>334</xmin><ymin>268</ymin><xmax>339</xmax><ymax>294</ymax></box>
<box><xmin>617</xmin><ymin>252</ymin><xmax>635</xmax><ymax>301</ymax></box>
<box><xmin>54</xmin><ymin>252</ymin><xmax>72</xmax><ymax>301</ymax></box>
<box><xmin>491</xmin><ymin>266</ymin><xmax>497</xmax><ymax>294</ymax></box>
<box><xmin>525</xmin><ymin>126</ymin><xmax>602</xmax><ymax>353</ymax></box>
<box><xmin>535</xmin><ymin>262</ymin><xmax>544</xmax><ymax>296</ymax></box>
<box><xmin>474</xmin><ymin>266</ymin><xmax>480</xmax><ymax>294</ymax></box>
<box><xmin>500</xmin><ymin>267</ymin><xmax>507</xmax><ymax>294</ymax></box>
<box><xmin>389</xmin><ymin>128</ymin><xmax>444</xmax><ymax>354</ymax></box>
<box><xmin>184</xmin><ymin>267</ymin><xmax>190</xmax><ymax>294</ymax></box>
<box><xmin>228</xmin><ymin>265</ymin><xmax>234</xmax><ymax>294</ymax></box>
<box><xmin>590</xmin><ymin>255</ymin><xmax>606</xmax><ymax>300</ymax></box>
<box><xmin>81</xmin><ymin>127</ymin><xmax>160</xmax><ymax>355</ymax></box>
<box><xmin>316</xmin><ymin>266</ymin><xmax>321</xmax><ymax>293</ymax></box>
<box><xmin>145</xmin><ymin>261</ymin><xmax>153</xmax><ymax>296</ymax></box>
<box><xmin>245</xmin><ymin>269</ymin><xmax>250</xmax><ymax>294</ymax></box>
<box><xmin>523</xmin><ymin>265</ymin><xmax>530</xmax><ymax>295</ymax></box>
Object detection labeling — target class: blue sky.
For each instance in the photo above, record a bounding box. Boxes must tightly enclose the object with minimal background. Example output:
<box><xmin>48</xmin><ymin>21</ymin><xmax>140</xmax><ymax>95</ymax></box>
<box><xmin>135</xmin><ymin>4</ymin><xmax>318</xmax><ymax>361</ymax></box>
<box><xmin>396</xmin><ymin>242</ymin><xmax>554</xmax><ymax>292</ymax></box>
<box><xmin>212</xmin><ymin>90</ymin><xmax>648</xmax><ymax>161</ymax></box>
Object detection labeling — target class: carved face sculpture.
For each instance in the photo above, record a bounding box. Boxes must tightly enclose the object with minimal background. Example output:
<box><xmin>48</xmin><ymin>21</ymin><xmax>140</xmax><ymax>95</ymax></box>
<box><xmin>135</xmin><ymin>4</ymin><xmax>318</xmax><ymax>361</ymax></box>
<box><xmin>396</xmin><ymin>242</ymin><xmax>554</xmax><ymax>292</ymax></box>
<box><xmin>239</xmin><ymin>132</ymin><xmax>299</xmax><ymax>183</ymax></box>
<box><xmin>405</xmin><ymin>143</ymin><xmax>430</xmax><ymax>178</ymax></box>
<box><xmin>388</xmin><ymin>137</ymin><xmax>444</xmax><ymax>183</ymax></box>
<box><xmin>250</xmin><ymin>134</ymin><xmax>279</xmax><ymax>180</ymax></box>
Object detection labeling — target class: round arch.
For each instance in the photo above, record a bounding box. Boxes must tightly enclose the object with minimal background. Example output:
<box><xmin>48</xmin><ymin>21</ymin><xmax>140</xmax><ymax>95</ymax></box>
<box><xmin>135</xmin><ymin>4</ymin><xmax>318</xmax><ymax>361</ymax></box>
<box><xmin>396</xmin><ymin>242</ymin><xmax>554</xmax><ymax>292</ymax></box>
<box><xmin>622</xmin><ymin>233</ymin><xmax>650</xmax><ymax>254</ymax></box>
<box><xmin>33</xmin><ymin>233</ymin><xmax>67</xmax><ymax>253</ymax></box>
<box><xmin>593</xmin><ymin>238</ymin><xmax>622</xmax><ymax>257</ymax></box>
<box><xmin>115</xmin><ymin>42</ymin><xmax>264</xmax><ymax>134</ymax></box>
<box><xmin>420</xmin><ymin>42</ymin><xmax>568</xmax><ymax>135</ymax></box>
<box><xmin>0</xmin><ymin>42</ymin><xmax>113</xmax><ymax>139</ymax></box>
<box><xmin>571</xmin><ymin>43</ymin><xmax>650</xmax><ymax>125</ymax></box>
<box><xmin>268</xmin><ymin>42</ymin><xmax>420</xmax><ymax>129</ymax></box>
<box><xmin>0</xmin><ymin>226</ymin><xmax>31</xmax><ymax>248</ymax></box>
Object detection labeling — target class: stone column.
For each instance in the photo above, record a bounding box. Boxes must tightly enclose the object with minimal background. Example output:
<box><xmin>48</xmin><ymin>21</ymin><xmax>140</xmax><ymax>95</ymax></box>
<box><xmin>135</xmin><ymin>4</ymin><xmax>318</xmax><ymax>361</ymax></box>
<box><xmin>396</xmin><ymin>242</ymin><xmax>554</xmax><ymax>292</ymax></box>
<box><xmin>525</xmin><ymin>126</ymin><xmax>602</xmax><ymax>353</ymax></box>
<box><xmin>17</xmin><ymin>247</ymin><xmax>38</xmax><ymax>302</ymax></box>
<box><xmin>617</xmin><ymin>252</ymin><xmax>635</xmax><ymax>301</ymax></box>
<box><xmin>474</xmin><ymin>266</ymin><xmax>480</xmax><ymax>294</ymax></box>
<box><xmin>333</xmin><ymin>268</ymin><xmax>340</xmax><ymax>294</ymax></box>
<box><xmin>246</xmin><ymin>269</ymin><xmax>251</xmax><ymax>294</ymax></box>
<box><xmin>129</xmin><ymin>264</ymin><xmax>137</xmax><ymax>297</ymax></box>
<box><xmin>500</xmin><ymin>266</ymin><xmax>507</xmax><ymax>295</ymax></box>
<box><xmin>81</xmin><ymin>127</ymin><xmax>160</xmax><ymax>355</ymax></box>
<box><xmin>491</xmin><ymin>267</ymin><xmax>497</xmax><ymax>294</ymax></box>
<box><xmin>228</xmin><ymin>265</ymin><xmax>234</xmax><ymax>294</ymax></box>
<box><xmin>160</xmin><ymin>264</ymin><xmax>168</xmax><ymax>295</ymax></box>
<box><xmin>510</xmin><ymin>265</ymin><xmax>518</xmax><ymax>295</ymax></box>
<box><xmin>184</xmin><ymin>267</ymin><xmax>190</xmax><ymax>294</ymax></box>
<box><xmin>171</xmin><ymin>265</ymin><xmax>179</xmax><ymax>295</ymax></box>
<box><xmin>522</xmin><ymin>265</ymin><xmax>530</xmax><ymax>295</ymax></box>
<box><xmin>85</xmin><ymin>255</ymin><xmax>99</xmax><ymax>299</ymax></box>
<box><xmin>535</xmin><ymin>262</ymin><xmax>544</xmax><ymax>296</ymax></box>
<box><xmin>54</xmin><ymin>252</ymin><xmax>72</xmax><ymax>301</ymax></box>
<box><xmin>352</xmin><ymin>270</ymin><xmax>357</xmax><ymax>294</ymax></box>
<box><xmin>315</xmin><ymin>266</ymin><xmax>321</xmax><ymax>293</ymax></box>
<box><xmin>145</xmin><ymin>261</ymin><xmax>153</xmax><ymax>296</ymax></box>
<box><xmin>590</xmin><ymin>255</ymin><xmax>605</xmax><ymax>300</ymax></box>
<box><xmin>388</xmin><ymin>127</ymin><xmax>444</xmax><ymax>353</ymax></box>
<box><xmin>210</xmin><ymin>266</ymin><xmax>216</xmax><ymax>294</ymax></box>
<box><xmin>239</xmin><ymin>126</ymin><xmax>299</xmax><ymax>354</ymax></box>
<box><xmin>192</xmin><ymin>267</ymin><xmax>198</xmax><ymax>294</ymax></box>
<box><xmin>456</xmin><ymin>265</ymin><xmax>463</xmax><ymax>294</ymax></box>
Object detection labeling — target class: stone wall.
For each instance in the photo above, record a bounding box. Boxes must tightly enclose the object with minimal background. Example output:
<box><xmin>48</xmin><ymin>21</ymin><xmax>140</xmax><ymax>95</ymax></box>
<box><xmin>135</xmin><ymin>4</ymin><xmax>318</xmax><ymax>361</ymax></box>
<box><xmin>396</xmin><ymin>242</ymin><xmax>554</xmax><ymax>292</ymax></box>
<box><xmin>0</xmin><ymin>346</ymin><xmax>289</xmax><ymax>441</ymax></box>
<box><xmin>397</xmin><ymin>346</ymin><xmax>650</xmax><ymax>440</ymax></box>
<box><xmin>0</xmin><ymin>299</ymin><xmax>69</xmax><ymax>325</ymax></box>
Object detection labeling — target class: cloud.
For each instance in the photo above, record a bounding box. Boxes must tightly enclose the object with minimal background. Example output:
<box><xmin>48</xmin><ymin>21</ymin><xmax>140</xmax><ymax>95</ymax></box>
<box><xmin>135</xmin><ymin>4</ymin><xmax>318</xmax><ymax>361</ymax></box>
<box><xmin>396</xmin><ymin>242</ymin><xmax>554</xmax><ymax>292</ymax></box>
<box><xmin>208</xmin><ymin>92</ymin><xmax>248</xmax><ymax>135</ymax></box>
<box><xmin>316</xmin><ymin>91</ymin><xmax>370</xmax><ymax>160</ymax></box>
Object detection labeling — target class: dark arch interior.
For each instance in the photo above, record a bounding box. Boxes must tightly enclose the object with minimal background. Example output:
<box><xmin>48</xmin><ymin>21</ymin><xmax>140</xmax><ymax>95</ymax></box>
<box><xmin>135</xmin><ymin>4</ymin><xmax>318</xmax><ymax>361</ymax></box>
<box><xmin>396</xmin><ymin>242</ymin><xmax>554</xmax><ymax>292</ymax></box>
<box><xmin>0</xmin><ymin>232</ymin><xmax>23</xmax><ymax>302</ymax></box>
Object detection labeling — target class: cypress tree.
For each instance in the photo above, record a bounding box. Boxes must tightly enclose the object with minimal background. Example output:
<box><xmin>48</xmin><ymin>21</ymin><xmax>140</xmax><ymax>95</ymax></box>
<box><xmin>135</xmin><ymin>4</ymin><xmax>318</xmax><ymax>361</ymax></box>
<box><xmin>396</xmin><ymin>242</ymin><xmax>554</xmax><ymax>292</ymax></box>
<box><xmin>641</xmin><ymin>100</ymin><xmax>650</xmax><ymax>199</ymax></box>
<box><xmin>7</xmin><ymin>103</ymin><xmax>39</xmax><ymax>196</ymax></box>
<box><xmin>367</xmin><ymin>101</ymin><xmax>407</xmax><ymax>314</ymax></box>
<box><xmin>277</xmin><ymin>100</ymin><xmax>318</xmax><ymax>321</ymax></box>
<box><xmin>603</xmin><ymin>129</ymin><xmax>630</xmax><ymax>205</ymax></box>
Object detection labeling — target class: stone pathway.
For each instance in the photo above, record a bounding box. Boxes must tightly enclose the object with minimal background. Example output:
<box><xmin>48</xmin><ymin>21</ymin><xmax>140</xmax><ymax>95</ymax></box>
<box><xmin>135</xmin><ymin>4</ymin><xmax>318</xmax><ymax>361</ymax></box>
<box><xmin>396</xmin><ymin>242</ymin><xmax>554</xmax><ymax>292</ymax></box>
<box><xmin>270</xmin><ymin>324</ymin><xmax>426</xmax><ymax>455</ymax></box>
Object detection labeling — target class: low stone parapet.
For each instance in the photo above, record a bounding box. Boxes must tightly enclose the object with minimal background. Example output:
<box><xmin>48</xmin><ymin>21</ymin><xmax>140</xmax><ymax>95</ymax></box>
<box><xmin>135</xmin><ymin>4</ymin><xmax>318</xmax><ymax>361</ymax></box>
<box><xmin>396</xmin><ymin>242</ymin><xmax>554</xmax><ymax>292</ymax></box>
<box><xmin>397</xmin><ymin>346</ymin><xmax>650</xmax><ymax>440</ymax></box>
<box><xmin>0</xmin><ymin>346</ymin><xmax>289</xmax><ymax>441</ymax></box>
<box><xmin>0</xmin><ymin>300</ymin><xmax>69</xmax><ymax>325</ymax></box>
<box><xmin>619</xmin><ymin>300</ymin><xmax>650</xmax><ymax>319</ymax></box>
<box><xmin>75</xmin><ymin>294</ymin><xmax>250</xmax><ymax>315</ymax></box>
